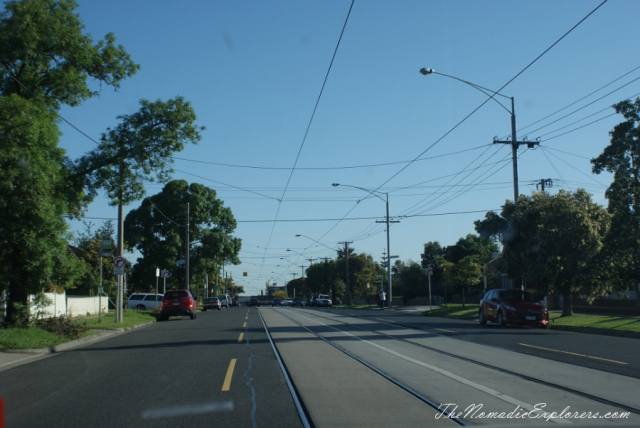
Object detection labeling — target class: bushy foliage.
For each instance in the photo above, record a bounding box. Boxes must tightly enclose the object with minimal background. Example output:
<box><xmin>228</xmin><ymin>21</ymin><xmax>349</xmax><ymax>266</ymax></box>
<box><xmin>35</xmin><ymin>316</ymin><xmax>89</xmax><ymax>340</ymax></box>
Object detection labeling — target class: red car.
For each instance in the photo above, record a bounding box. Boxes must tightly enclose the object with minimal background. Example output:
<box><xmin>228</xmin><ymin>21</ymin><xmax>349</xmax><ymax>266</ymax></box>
<box><xmin>159</xmin><ymin>289</ymin><xmax>197</xmax><ymax>320</ymax></box>
<box><xmin>479</xmin><ymin>289</ymin><xmax>548</xmax><ymax>327</ymax></box>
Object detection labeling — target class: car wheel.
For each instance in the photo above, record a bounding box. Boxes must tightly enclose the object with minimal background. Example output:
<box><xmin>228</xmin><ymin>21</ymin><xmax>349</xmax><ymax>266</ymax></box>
<box><xmin>497</xmin><ymin>311</ymin><xmax>506</xmax><ymax>327</ymax></box>
<box><xmin>479</xmin><ymin>310</ymin><xmax>487</xmax><ymax>325</ymax></box>
<box><xmin>136</xmin><ymin>304</ymin><xmax>145</xmax><ymax>310</ymax></box>
<box><xmin>218</xmin><ymin>307</ymin><xmax>221</xmax><ymax>311</ymax></box>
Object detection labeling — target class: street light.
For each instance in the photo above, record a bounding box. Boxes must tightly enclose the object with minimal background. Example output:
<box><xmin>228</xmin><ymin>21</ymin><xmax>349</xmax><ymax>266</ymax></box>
<box><xmin>331</xmin><ymin>183</ymin><xmax>395</xmax><ymax>308</ymax></box>
<box><xmin>419</xmin><ymin>68</ymin><xmax>538</xmax><ymax>202</ymax></box>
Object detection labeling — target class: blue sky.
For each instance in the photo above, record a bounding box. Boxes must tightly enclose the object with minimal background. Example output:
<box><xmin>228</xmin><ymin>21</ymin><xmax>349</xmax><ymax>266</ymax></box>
<box><xmin>55</xmin><ymin>0</ymin><xmax>640</xmax><ymax>295</ymax></box>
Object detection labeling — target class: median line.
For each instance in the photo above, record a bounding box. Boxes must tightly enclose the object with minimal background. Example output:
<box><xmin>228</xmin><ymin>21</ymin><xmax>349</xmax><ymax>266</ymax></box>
<box><xmin>238</xmin><ymin>333</ymin><xmax>244</xmax><ymax>343</ymax></box>
<box><xmin>519</xmin><ymin>343</ymin><xmax>628</xmax><ymax>365</ymax></box>
<box><xmin>222</xmin><ymin>359</ymin><xmax>237</xmax><ymax>391</ymax></box>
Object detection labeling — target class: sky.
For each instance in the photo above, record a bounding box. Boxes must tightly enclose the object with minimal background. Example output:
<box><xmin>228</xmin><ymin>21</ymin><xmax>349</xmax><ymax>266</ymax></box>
<box><xmin>52</xmin><ymin>0</ymin><xmax>640</xmax><ymax>296</ymax></box>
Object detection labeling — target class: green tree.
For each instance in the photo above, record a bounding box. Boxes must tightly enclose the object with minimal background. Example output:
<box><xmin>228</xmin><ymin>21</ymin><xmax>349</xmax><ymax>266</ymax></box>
<box><xmin>70</xmin><ymin>220</ymin><xmax>116</xmax><ymax>296</ymax></box>
<box><xmin>0</xmin><ymin>0</ymin><xmax>139</xmax><ymax>109</ymax></box>
<box><xmin>0</xmin><ymin>95</ymin><xmax>83</xmax><ymax>326</ymax></box>
<box><xmin>591</xmin><ymin>98</ymin><xmax>640</xmax><ymax>304</ymax></box>
<box><xmin>477</xmin><ymin>190</ymin><xmax>610</xmax><ymax>316</ymax></box>
<box><xmin>306</xmin><ymin>259</ymin><xmax>338</xmax><ymax>297</ymax></box>
<box><xmin>441</xmin><ymin>256</ymin><xmax>482</xmax><ymax>309</ymax></box>
<box><xmin>124</xmin><ymin>180</ymin><xmax>241</xmax><ymax>293</ymax></box>
<box><xmin>445</xmin><ymin>234</ymin><xmax>499</xmax><ymax>265</ymax></box>
<box><xmin>396</xmin><ymin>261</ymin><xmax>428</xmax><ymax>303</ymax></box>
<box><xmin>0</xmin><ymin>0</ymin><xmax>138</xmax><ymax>325</ymax></box>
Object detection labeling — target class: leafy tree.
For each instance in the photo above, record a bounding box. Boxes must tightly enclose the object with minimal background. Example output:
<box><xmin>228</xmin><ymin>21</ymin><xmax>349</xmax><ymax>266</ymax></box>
<box><xmin>123</xmin><ymin>180</ymin><xmax>241</xmax><ymax>293</ymax></box>
<box><xmin>306</xmin><ymin>259</ymin><xmax>338</xmax><ymax>297</ymax></box>
<box><xmin>0</xmin><ymin>0</ymin><xmax>139</xmax><ymax>109</ymax></box>
<box><xmin>591</xmin><ymin>98</ymin><xmax>640</xmax><ymax>304</ymax></box>
<box><xmin>0</xmin><ymin>95</ymin><xmax>83</xmax><ymax>326</ymax></box>
<box><xmin>396</xmin><ymin>261</ymin><xmax>429</xmax><ymax>303</ymax></box>
<box><xmin>445</xmin><ymin>234</ymin><xmax>499</xmax><ymax>265</ymax></box>
<box><xmin>441</xmin><ymin>256</ymin><xmax>482</xmax><ymax>308</ymax></box>
<box><xmin>477</xmin><ymin>190</ymin><xmax>610</xmax><ymax>316</ymax></box>
<box><xmin>0</xmin><ymin>0</ymin><xmax>137</xmax><ymax>325</ymax></box>
<box><xmin>70</xmin><ymin>221</ymin><xmax>116</xmax><ymax>296</ymax></box>
<box><xmin>75</xmin><ymin>97</ymin><xmax>203</xmax><ymax>206</ymax></box>
<box><xmin>287</xmin><ymin>277</ymin><xmax>306</xmax><ymax>299</ymax></box>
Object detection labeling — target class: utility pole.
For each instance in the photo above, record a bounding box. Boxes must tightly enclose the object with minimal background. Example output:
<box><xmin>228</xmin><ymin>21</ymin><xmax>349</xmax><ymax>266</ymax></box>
<box><xmin>299</xmin><ymin>265</ymin><xmax>307</xmax><ymax>278</ymax></box>
<box><xmin>340</xmin><ymin>241</ymin><xmax>353</xmax><ymax>305</ymax></box>
<box><xmin>536</xmin><ymin>178</ymin><xmax>553</xmax><ymax>192</ymax></box>
<box><xmin>185</xmin><ymin>202</ymin><xmax>190</xmax><ymax>290</ymax></box>
<box><xmin>492</xmin><ymin>97</ymin><xmax>539</xmax><ymax>202</ymax></box>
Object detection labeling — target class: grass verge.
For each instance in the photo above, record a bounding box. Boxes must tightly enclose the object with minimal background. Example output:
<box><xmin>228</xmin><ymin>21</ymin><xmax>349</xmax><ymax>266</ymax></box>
<box><xmin>425</xmin><ymin>304</ymin><xmax>640</xmax><ymax>334</ymax></box>
<box><xmin>0</xmin><ymin>309</ymin><xmax>157</xmax><ymax>350</ymax></box>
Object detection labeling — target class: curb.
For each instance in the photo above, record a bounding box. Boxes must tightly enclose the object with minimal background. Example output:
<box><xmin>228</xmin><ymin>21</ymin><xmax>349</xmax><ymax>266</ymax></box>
<box><xmin>0</xmin><ymin>321</ymin><xmax>154</xmax><ymax>355</ymax></box>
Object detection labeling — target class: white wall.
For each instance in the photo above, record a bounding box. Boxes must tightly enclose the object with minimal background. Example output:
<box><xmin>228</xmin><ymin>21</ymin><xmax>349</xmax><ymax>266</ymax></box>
<box><xmin>30</xmin><ymin>292</ymin><xmax>66</xmax><ymax>318</ymax></box>
<box><xmin>66</xmin><ymin>296</ymin><xmax>108</xmax><ymax>317</ymax></box>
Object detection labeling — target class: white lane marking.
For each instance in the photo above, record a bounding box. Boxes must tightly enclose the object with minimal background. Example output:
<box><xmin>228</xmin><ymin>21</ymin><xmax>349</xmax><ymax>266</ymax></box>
<box><xmin>142</xmin><ymin>401</ymin><xmax>234</xmax><ymax>419</ymax></box>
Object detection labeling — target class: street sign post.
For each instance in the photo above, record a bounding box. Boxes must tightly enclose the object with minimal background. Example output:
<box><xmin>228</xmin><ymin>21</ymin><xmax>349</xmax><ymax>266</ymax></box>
<box><xmin>113</xmin><ymin>256</ymin><xmax>125</xmax><ymax>276</ymax></box>
<box><xmin>424</xmin><ymin>268</ymin><xmax>433</xmax><ymax>311</ymax></box>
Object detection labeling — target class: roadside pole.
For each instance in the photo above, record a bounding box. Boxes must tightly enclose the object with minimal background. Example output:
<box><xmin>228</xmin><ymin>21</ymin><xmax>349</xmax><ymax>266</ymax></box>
<box><xmin>425</xmin><ymin>268</ymin><xmax>433</xmax><ymax>311</ymax></box>
<box><xmin>100</xmin><ymin>240</ymin><xmax>113</xmax><ymax>322</ymax></box>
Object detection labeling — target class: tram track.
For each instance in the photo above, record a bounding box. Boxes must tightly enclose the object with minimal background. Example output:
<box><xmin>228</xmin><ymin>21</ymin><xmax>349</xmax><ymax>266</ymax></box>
<box><xmin>261</xmin><ymin>307</ymin><xmax>639</xmax><ymax>426</ymax></box>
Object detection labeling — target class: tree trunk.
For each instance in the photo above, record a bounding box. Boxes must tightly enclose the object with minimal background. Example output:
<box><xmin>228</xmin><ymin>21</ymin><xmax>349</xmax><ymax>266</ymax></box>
<box><xmin>562</xmin><ymin>283</ymin><xmax>573</xmax><ymax>317</ymax></box>
<box><xmin>5</xmin><ymin>280</ymin><xmax>30</xmax><ymax>327</ymax></box>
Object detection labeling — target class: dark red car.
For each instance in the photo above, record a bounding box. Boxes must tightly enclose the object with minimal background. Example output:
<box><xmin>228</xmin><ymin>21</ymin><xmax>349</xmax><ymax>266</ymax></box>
<box><xmin>159</xmin><ymin>289</ymin><xmax>197</xmax><ymax>321</ymax></box>
<box><xmin>479</xmin><ymin>289</ymin><xmax>548</xmax><ymax>328</ymax></box>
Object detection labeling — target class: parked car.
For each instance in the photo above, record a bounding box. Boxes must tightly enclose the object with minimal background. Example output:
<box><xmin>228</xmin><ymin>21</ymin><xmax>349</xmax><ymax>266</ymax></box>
<box><xmin>316</xmin><ymin>294</ymin><xmax>332</xmax><ymax>307</ymax></box>
<box><xmin>248</xmin><ymin>297</ymin><xmax>261</xmax><ymax>307</ymax></box>
<box><xmin>159</xmin><ymin>289</ymin><xmax>197</xmax><ymax>320</ymax></box>
<box><xmin>231</xmin><ymin>298</ymin><xmax>239</xmax><ymax>306</ymax></box>
<box><xmin>126</xmin><ymin>293</ymin><xmax>163</xmax><ymax>310</ymax></box>
<box><xmin>217</xmin><ymin>294</ymin><xmax>231</xmax><ymax>308</ymax></box>
<box><xmin>292</xmin><ymin>297</ymin><xmax>304</xmax><ymax>307</ymax></box>
<box><xmin>272</xmin><ymin>298</ymin><xmax>283</xmax><ymax>307</ymax></box>
<box><xmin>283</xmin><ymin>298</ymin><xmax>294</xmax><ymax>306</ymax></box>
<box><xmin>203</xmin><ymin>297</ymin><xmax>222</xmax><ymax>311</ymax></box>
<box><xmin>479</xmin><ymin>289</ymin><xmax>548</xmax><ymax>328</ymax></box>
<box><xmin>307</xmin><ymin>296</ymin><xmax>316</xmax><ymax>307</ymax></box>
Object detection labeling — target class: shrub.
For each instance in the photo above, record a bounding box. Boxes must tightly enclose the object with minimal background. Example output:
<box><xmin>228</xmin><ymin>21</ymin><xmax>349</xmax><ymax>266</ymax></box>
<box><xmin>34</xmin><ymin>316</ymin><xmax>89</xmax><ymax>340</ymax></box>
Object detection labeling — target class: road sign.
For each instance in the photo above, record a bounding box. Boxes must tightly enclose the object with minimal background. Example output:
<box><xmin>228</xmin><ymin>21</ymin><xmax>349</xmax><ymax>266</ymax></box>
<box><xmin>424</xmin><ymin>268</ymin><xmax>433</xmax><ymax>276</ymax></box>
<box><xmin>100</xmin><ymin>240</ymin><xmax>113</xmax><ymax>257</ymax></box>
<box><xmin>113</xmin><ymin>256</ymin><xmax>125</xmax><ymax>276</ymax></box>
<box><xmin>161</xmin><ymin>269</ymin><xmax>170</xmax><ymax>278</ymax></box>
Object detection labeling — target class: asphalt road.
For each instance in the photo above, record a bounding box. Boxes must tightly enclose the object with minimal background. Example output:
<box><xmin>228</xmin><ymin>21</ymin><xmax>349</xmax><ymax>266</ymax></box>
<box><xmin>0</xmin><ymin>306</ymin><xmax>303</xmax><ymax>428</ymax></box>
<box><xmin>1</xmin><ymin>306</ymin><xmax>639</xmax><ymax>428</ymax></box>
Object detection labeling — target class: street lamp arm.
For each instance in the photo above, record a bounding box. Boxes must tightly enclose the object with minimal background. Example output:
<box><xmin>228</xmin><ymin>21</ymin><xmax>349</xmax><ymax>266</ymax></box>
<box><xmin>419</xmin><ymin>68</ymin><xmax>512</xmax><ymax>115</ymax></box>
<box><xmin>332</xmin><ymin>183</ymin><xmax>386</xmax><ymax>203</ymax></box>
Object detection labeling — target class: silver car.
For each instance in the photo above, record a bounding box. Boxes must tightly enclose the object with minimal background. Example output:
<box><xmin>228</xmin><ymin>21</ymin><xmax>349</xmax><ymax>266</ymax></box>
<box><xmin>126</xmin><ymin>293</ymin><xmax>163</xmax><ymax>310</ymax></box>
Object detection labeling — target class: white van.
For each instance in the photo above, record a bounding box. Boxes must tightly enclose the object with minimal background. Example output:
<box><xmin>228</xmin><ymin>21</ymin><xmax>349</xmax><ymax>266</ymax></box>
<box><xmin>126</xmin><ymin>293</ymin><xmax>163</xmax><ymax>310</ymax></box>
<box><xmin>216</xmin><ymin>294</ymin><xmax>231</xmax><ymax>308</ymax></box>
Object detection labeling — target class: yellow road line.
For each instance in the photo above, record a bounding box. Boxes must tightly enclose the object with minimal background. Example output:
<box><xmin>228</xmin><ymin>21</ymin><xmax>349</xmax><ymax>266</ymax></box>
<box><xmin>435</xmin><ymin>328</ymin><xmax>456</xmax><ymax>333</ymax></box>
<box><xmin>238</xmin><ymin>333</ymin><xmax>244</xmax><ymax>343</ymax></box>
<box><xmin>242</xmin><ymin>322</ymin><xmax>246</xmax><ymax>328</ymax></box>
<box><xmin>519</xmin><ymin>343</ymin><xmax>628</xmax><ymax>365</ymax></box>
<box><xmin>375</xmin><ymin>318</ymin><xmax>395</xmax><ymax>323</ymax></box>
<box><xmin>221</xmin><ymin>359</ymin><xmax>237</xmax><ymax>391</ymax></box>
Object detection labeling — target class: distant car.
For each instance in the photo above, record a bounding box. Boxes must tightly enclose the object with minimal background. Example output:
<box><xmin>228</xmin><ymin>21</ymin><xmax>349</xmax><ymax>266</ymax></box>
<box><xmin>283</xmin><ymin>298</ymin><xmax>294</xmax><ymax>306</ymax></box>
<box><xmin>292</xmin><ymin>297</ymin><xmax>304</xmax><ymax>307</ymax></box>
<box><xmin>160</xmin><ymin>289</ymin><xmax>197</xmax><ymax>320</ymax></box>
<box><xmin>248</xmin><ymin>297</ymin><xmax>261</xmax><ymax>307</ymax></box>
<box><xmin>479</xmin><ymin>289</ymin><xmax>548</xmax><ymax>328</ymax></box>
<box><xmin>231</xmin><ymin>298</ymin><xmax>239</xmax><ymax>306</ymax></box>
<box><xmin>306</xmin><ymin>297</ymin><xmax>315</xmax><ymax>307</ymax></box>
<box><xmin>126</xmin><ymin>293</ymin><xmax>163</xmax><ymax>310</ymax></box>
<box><xmin>316</xmin><ymin>294</ymin><xmax>332</xmax><ymax>307</ymax></box>
<box><xmin>272</xmin><ymin>298</ymin><xmax>283</xmax><ymax>307</ymax></box>
<box><xmin>217</xmin><ymin>294</ymin><xmax>231</xmax><ymax>308</ymax></box>
<box><xmin>203</xmin><ymin>297</ymin><xmax>222</xmax><ymax>311</ymax></box>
